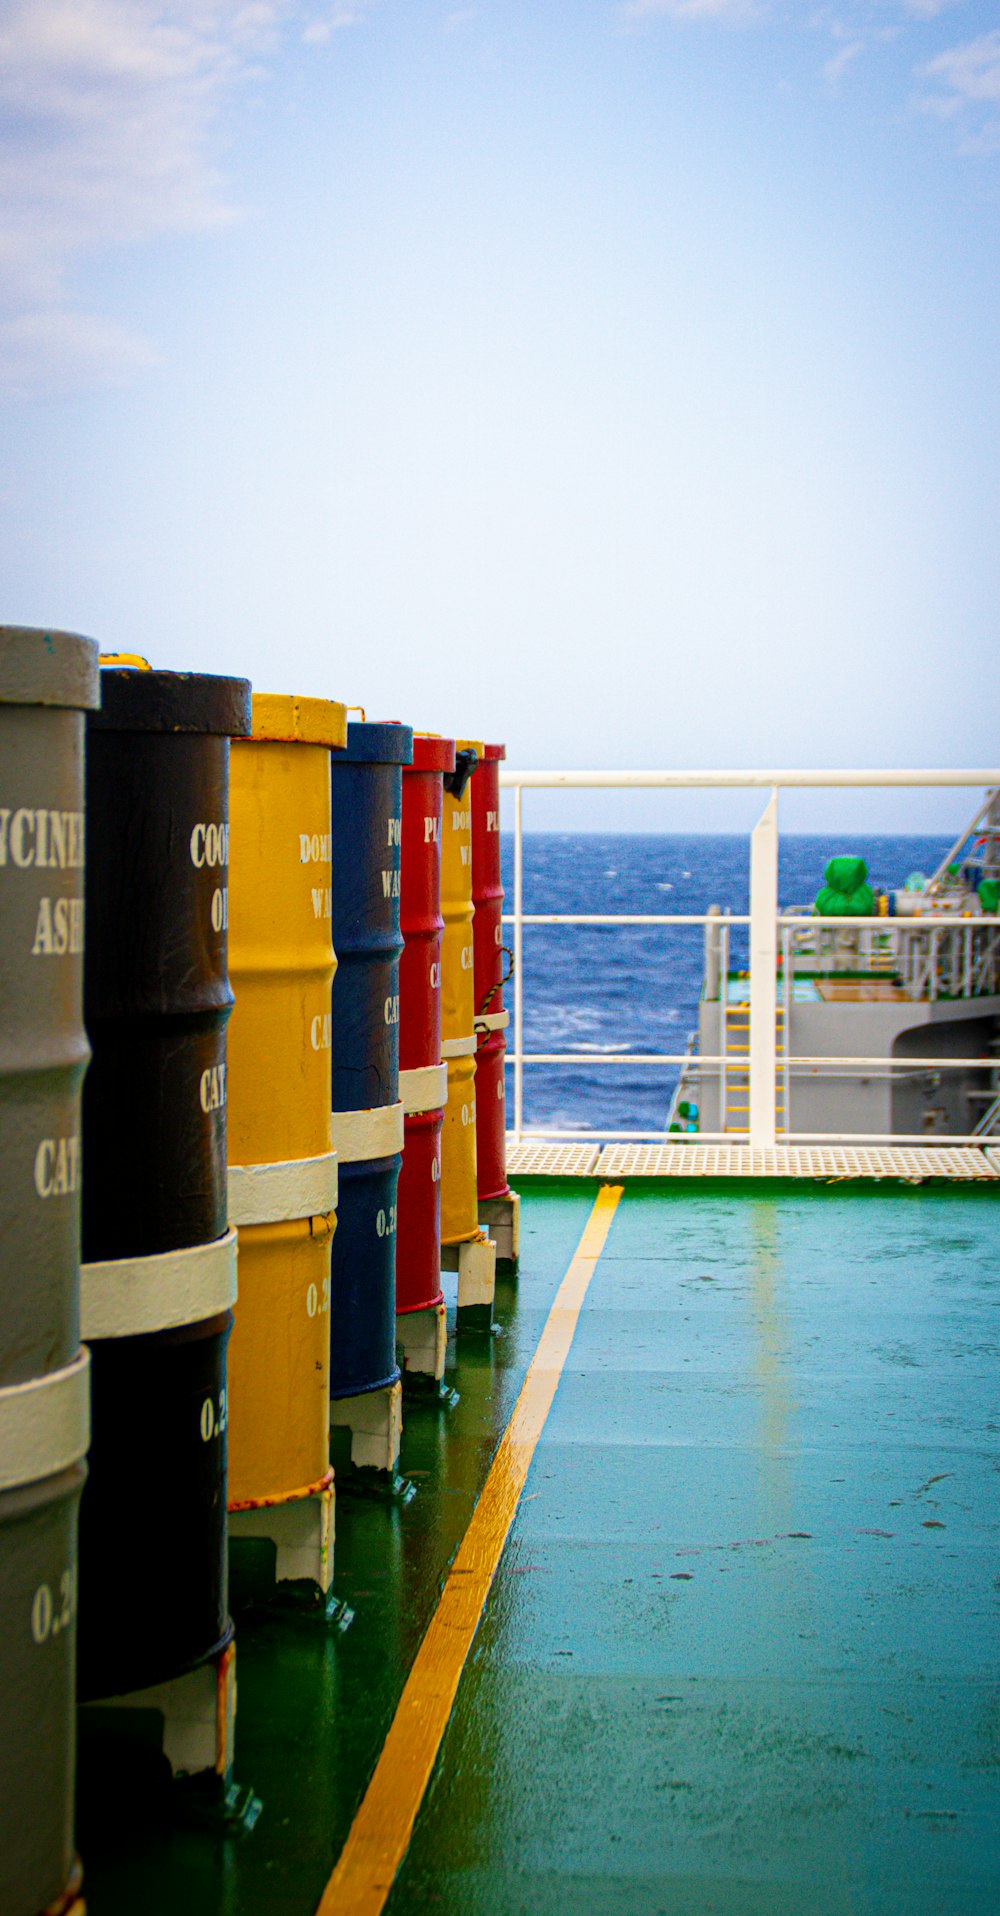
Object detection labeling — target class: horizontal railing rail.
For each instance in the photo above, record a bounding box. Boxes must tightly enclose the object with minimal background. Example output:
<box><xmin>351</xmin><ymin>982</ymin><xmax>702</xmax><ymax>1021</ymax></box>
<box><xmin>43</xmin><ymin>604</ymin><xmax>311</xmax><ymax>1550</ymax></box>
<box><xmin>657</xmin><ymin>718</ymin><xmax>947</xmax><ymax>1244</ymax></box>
<box><xmin>500</xmin><ymin>769</ymin><xmax>1000</xmax><ymax>1147</ymax></box>
<box><xmin>512</xmin><ymin>1056</ymin><xmax>994</xmax><ymax>1069</ymax></box>
<box><xmin>499</xmin><ymin>769</ymin><xmax>1000</xmax><ymax>789</ymax></box>
<box><xmin>509</xmin><ymin>1118</ymin><xmax>996</xmax><ymax>1134</ymax></box>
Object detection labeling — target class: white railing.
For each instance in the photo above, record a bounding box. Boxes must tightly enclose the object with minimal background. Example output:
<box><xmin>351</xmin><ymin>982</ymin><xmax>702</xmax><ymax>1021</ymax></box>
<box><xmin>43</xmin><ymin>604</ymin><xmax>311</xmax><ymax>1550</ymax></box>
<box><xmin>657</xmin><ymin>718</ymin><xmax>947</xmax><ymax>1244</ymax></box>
<box><xmin>499</xmin><ymin>769</ymin><xmax>1000</xmax><ymax>1149</ymax></box>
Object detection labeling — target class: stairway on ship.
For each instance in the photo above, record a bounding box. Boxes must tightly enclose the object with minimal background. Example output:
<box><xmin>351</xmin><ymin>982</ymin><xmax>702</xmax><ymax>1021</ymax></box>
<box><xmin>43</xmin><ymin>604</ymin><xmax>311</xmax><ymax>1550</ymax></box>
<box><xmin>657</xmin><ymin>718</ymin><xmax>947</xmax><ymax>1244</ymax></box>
<box><xmin>723</xmin><ymin>999</ymin><xmax>786</xmax><ymax>1133</ymax></box>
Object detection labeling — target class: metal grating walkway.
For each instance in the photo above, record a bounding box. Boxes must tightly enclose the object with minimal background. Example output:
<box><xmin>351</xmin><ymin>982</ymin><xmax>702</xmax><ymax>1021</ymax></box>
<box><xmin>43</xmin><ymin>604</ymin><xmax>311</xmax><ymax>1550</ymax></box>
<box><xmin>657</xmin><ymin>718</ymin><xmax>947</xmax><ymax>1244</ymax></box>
<box><xmin>506</xmin><ymin>1137</ymin><xmax>1000</xmax><ymax>1181</ymax></box>
<box><xmin>505</xmin><ymin>1140</ymin><xmax>602</xmax><ymax>1177</ymax></box>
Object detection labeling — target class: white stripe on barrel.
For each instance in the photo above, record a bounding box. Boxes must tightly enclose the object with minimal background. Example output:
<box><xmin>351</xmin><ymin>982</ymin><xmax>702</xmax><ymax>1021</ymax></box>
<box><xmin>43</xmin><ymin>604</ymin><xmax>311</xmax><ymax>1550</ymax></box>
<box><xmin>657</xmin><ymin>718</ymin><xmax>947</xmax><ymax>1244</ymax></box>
<box><xmin>330</xmin><ymin>1101</ymin><xmax>405</xmax><ymax>1165</ymax></box>
<box><xmin>0</xmin><ymin>1349</ymin><xmax>91</xmax><ymax>1492</ymax></box>
<box><xmin>440</xmin><ymin>1034</ymin><xmax>477</xmax><ymax>1059</ymax></box>
<box><xmin>227</xmin><ymin>1149</ymin><xmax>339</xmax><ymax>1227</ymax></box>
<box><xmin>81</xmin><ymin>1228</ymin><xmax>239</xmax><ymax>1340</ymax></box>
<box><xmin>399</xmin><ymin>1064</ymin><xmax>448</xmax><ymax>1116</ymax></box>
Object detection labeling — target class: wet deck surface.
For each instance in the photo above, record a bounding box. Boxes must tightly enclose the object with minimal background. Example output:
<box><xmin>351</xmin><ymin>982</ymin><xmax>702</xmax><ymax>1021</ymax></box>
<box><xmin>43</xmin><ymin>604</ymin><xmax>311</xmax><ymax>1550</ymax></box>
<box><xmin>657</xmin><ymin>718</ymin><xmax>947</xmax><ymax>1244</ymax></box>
<box><xmin>80</xmin><ymin>1182</ymin><xmax>1000</xmax><ymax>1915</ymax></box>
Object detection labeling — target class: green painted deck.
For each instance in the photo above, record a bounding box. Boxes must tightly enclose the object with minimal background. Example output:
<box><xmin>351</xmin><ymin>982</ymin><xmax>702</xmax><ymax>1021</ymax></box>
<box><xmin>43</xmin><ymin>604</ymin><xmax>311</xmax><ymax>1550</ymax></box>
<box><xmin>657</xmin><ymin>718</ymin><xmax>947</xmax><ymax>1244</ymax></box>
<box><xmin>80</xmin><ymin>1182</ymin><xmax>1000</xmax><ymax>1915</ymax></box>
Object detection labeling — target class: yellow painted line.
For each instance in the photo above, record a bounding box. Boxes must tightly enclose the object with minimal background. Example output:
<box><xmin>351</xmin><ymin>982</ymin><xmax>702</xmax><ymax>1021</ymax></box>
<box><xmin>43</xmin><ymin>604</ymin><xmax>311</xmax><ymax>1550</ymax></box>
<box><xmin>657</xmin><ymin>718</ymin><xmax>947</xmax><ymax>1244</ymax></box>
<box><xmin>316</xmin><ymin>1182</ymin><xmax>625</xmax><ymax>1916</ymax></box>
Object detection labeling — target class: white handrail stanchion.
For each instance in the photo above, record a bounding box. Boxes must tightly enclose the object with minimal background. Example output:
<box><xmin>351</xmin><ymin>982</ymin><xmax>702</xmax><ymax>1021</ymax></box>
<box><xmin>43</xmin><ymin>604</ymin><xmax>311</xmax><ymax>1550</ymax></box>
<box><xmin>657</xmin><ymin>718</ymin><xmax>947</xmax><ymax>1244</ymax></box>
<box><xmin>782</xmin><ymin>923</ymin><xmax>791</xmax><ymax>1135</ymax></box>
<box><xmin>514</xmin><ymin>782</ymin><xmax>524</xmax><ymax>1142</ymax></box>
<box><xmin>749</xmin><ymin>790</ymin><xmax>779</xmax><ymax>1150</ymax></box>
<box><xmin>721</xmin><ymin>911</ymin><xmax>730</xmax><ymax>1131</ymax></box>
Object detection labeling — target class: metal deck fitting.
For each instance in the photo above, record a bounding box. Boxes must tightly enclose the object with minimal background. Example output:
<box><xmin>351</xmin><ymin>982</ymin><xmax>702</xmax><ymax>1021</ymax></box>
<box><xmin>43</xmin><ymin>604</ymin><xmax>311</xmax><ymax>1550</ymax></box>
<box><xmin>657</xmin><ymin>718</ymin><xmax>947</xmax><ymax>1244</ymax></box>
<box><xmin>507</xmin><ymin>1137</ymin><xmax>1000</xmax><ymax>1180</ymax></box>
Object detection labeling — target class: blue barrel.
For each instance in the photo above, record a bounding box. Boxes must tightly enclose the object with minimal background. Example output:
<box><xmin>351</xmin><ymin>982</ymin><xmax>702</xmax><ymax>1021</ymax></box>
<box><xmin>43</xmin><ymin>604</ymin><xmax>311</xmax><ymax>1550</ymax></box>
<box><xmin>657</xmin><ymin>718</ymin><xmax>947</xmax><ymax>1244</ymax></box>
<box><xmin>330</xmin><ymin>1157</ymin><xmax>399</xmax><ymax>1398</ymax></box>
<box><xmin>329</xmin><ymin>722</ymin><xmax>413</xmax><ymax>1115</ymax></box>
<box><xmin>329</xmin><ymin>722</ymin><xmax>412</xmax><ymax>1402</ymax></box>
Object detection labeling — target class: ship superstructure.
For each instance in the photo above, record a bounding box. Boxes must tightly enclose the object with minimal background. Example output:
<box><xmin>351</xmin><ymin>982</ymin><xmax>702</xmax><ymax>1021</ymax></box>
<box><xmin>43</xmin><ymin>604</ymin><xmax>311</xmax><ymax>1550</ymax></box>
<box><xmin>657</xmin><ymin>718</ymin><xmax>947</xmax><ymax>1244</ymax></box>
<box><xmin>695</xmin><ymin>787</ymin><xmax>1000</xmax><ymax>1143</ymax></box>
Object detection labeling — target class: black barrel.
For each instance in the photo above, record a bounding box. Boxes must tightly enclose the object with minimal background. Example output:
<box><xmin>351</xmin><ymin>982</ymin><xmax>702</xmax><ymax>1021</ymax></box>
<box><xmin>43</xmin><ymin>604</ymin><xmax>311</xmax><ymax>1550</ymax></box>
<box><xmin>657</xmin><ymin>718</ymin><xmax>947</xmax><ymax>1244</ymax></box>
<box><xmin>77</xmin><ymin>1315</ymin><xmax>232</xmax><ymax>1699</ymax></box>
<box><xmin>79</xmin><ymin>667</ymin><xmax>249</xmax><ymax>1703</ymax></box>
<box><xmin>83</xmin><ymin>669</ymin><xmax>250</xmax><ymax>1259</ymax></box>
<box><xmin>0</xmin><ymin>627</ymin><xmax>99</xmax><ymax>1387</ymax></box>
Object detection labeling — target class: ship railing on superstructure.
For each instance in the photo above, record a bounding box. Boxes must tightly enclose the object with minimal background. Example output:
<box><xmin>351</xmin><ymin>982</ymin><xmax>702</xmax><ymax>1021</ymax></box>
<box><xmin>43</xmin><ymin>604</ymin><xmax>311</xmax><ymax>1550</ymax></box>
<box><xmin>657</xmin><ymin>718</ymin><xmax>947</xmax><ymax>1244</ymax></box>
<box><xmin>778</xmin><ymin>909</ymin><xmax>1000</xmax><ymax>1001</ymax></box>
<box><xmin>927</xmin><ymin>786</ymin><xmax>1000</xmax><ymax>892</ymax></box>
<box><xmin>663</xmin><ymin>1027</ymin><xmax>699</xmax><ymax>1131</ymax></box>
<box><xmin>498</xmin><ymin>767</ymin><xmax>1000</xmax><ymax>1150</ymax></box>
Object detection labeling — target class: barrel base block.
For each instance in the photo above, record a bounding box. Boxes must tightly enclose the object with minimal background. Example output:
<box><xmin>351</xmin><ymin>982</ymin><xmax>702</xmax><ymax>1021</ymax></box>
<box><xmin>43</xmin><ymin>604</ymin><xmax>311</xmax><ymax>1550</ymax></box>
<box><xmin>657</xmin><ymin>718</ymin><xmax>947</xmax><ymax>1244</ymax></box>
<box><xmin>329</xmin><ymin>1379</ymin><xmax>402</xmax><ymax>1474</ymax></box>
<box><xmin>397</xmin><ymin>1301</ymin><xmax>447</xmax><ymax>1383</ymax></box>
<box><xmin>43</xmin><ymin>1857</ymin><xmax>84</xmax><ymax>1916</ymax></box>
<box><xmin>441</xmin><ymin>1231</ymin><xmax>497</xmax><ymax>1330</ymax></box>
<box><xmin>229</xmin><ymin>1484</ymin><xmax>334</xmax><ymax>1600</ymax></box>
<box><xmin>478</xmin><ymin>1190</ymin><xmax>520</xmax><ymax>1269</ymax></box>
<box><xmin>81</xmin><ymin>1639</ymin><xmax>238</xmax><ymax>1786</ymax></box>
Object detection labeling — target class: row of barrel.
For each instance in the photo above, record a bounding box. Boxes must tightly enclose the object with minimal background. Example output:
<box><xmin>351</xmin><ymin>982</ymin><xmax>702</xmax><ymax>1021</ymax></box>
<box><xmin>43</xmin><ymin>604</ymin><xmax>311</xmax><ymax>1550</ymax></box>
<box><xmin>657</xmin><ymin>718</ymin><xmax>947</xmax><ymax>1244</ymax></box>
<box><xmin>0</xmin><ymin>627</ymin><xmax>514</xmax><ymax>1916</ymax></box>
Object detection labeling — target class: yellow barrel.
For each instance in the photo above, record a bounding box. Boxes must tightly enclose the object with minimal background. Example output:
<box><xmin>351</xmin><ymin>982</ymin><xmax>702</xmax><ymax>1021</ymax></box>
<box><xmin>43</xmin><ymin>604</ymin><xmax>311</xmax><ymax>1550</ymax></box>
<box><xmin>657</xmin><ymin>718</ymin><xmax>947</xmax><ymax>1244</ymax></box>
<box><xmin>226</xmin><ymin>693</ymin><xmax>347</xmax><ymax>1509</ymax></box>
<box><xmin>227</xmin><ymin>1215</ymin><xmax>334</xmax><ymax>1503</ymax></box>
<box><xmin>440</xmin><ymin>739</ymin><xmax>483</xmax><ymax>1246</ymax></box>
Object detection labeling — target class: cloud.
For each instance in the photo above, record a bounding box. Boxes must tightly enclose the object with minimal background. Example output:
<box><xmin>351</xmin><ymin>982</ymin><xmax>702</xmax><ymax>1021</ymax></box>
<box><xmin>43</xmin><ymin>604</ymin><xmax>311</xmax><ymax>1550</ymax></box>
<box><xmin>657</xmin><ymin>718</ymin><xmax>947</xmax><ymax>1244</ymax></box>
<box><xmin>0</xmin><ymin>1</ymin><xmax>296</xmax><ymax>398</ymax></box>
<box><xmin>922</xmin><ymin>29</ymin><xmax>1000</xmax><ymax>107</ymax></box>
<box><xmin>901</xmin><ymin>1</ymin><xmax>961</xmax><ymax>16</ymax></box>
<box><xmin>0</xmin><ymin>308</ymin><xmax>159</xmax><ymax>399</ymax></box>
<box><xmin>824</xmin><ymin>37</ymin><xmax>864</xmax><ymax>88</ymax></box>
<box><xmin>918</xmin><ymin>28</ymin><xmax>1000</xmax><ymax>148</ymax></box>
<box><xmin>302</xmin><ymin>1</ymin><xmax>376</xmax><ymax>46</ymax></box>
<box><xmin>622</xmin><ymin>0</ymin><xmax>765</xmax><ymax>23</ymax></box>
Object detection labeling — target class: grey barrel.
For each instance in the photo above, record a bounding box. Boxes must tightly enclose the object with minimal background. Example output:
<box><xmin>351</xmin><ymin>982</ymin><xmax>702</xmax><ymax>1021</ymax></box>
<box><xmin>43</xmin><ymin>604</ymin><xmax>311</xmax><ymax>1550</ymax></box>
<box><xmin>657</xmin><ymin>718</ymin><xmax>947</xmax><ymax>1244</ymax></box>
<box><xmin>0</xmin><ymin>627</ymin><xmax>98</xmax><ymax>1915</ymax></box>
<box><xmin>0</xmin><ymin>628</ymin><xmax>98</xmax><ymax>1387</ymax></box>
<box><xmin>0</xmin><ymin>1356</ymin><xmax>90</xmax><ymax>1916</ymax></box>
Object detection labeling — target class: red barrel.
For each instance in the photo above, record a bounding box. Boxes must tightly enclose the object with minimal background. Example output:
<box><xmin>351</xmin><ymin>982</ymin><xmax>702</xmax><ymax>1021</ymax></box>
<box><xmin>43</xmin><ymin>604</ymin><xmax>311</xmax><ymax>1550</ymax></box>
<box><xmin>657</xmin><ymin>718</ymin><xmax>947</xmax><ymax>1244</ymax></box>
<box><xmin>471</xmin><ymin>742</ymin><xmax>510</xmax><ymax>1202</ymax></box>
<box><xmin>396</xmin><ymin>734</ymin><xmax>455</xmax><ymax>1315</ymax></box>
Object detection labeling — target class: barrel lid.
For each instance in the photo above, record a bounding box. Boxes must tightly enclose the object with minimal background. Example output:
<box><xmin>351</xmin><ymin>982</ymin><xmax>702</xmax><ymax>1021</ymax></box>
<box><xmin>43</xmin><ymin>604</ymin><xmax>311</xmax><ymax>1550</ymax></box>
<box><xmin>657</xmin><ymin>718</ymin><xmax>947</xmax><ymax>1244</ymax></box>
<box><xmin>0</xmin><ymin>626</ymin><xmax>100</xmax><ymax>710</ymax></box>
<box><xmin>410</xmin><ymin>733</ymin><xmax>457</xmax><ymax>774</ymax></box>
<box><xmin>336</xmin><ymin>720</ymin><xmax>414</xmax><ymax>766</ymax></box>
<box><xmin>250</xmin><ymin>692</ymin><xmax>348</xmax><ymax>749</ymax></box>
<box><xmin>483</xmin><ymin>742</ymin><xmax>506</xmax><ymax>761</ymax></box>
<box><xmin>91</xmin><ymin>667</ymin><xmax>252</xmax><ymax>736</ymax></box>
<box><xmin>455</xmin><ymin>736</ymin><xmax>486</xmax><ymax>756</ymax></box>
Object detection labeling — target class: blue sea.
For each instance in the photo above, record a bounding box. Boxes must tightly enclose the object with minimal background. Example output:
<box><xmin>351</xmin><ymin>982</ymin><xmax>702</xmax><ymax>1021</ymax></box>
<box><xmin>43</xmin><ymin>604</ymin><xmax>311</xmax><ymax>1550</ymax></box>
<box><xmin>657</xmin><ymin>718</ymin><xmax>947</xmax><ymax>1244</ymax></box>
<box><xmin>498</xmin><ymin>834</ymin><xmax>951</xmax><ymax>1133</ymax></box>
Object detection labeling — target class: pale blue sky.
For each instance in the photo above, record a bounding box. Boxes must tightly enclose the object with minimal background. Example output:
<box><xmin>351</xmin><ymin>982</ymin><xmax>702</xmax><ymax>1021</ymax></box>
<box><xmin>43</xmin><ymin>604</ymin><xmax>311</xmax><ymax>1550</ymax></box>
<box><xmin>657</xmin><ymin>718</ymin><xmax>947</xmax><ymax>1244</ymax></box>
<box><xmin>2</xmin><ymin>1</ymin><xmax>999</xmax><ymax>829</ymax></box>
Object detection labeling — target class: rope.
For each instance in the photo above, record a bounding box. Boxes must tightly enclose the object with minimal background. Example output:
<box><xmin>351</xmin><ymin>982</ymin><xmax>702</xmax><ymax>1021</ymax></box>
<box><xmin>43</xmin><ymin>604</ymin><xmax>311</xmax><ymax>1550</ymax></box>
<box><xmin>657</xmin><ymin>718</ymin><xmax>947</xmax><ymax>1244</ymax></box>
<box><xmin>476</xmin><ymin>946</ymin><xmax>515</xmax><ymax>1036</ymax></box>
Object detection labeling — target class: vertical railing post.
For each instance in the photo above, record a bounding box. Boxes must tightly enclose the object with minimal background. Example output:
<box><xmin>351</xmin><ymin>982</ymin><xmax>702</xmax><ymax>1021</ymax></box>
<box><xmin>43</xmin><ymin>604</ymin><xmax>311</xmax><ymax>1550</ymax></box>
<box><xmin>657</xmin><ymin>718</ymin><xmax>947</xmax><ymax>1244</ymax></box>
<box><xmin>704</xmin><ymin>903</ymin><xmax>722</xmax><ymax>1000</ymax></box>
<box><xmin>513</xmin><ymin>781</ymin><xmax>524</xmax><ymax>1141</ymax></box>
<box><xmin>720</xmin><ymin>912</ymin><xmax>730</xmax><ymax>1130</ymax></box>
<box><xmin>749</xmin><ymin>789</ymin><xmax>779</xmax><ymax>1149</ymax></box>
<box><xmin>782</xmin><ymin>922</ymin><xmax>791</xmax><ymax>1137</ymax></box>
